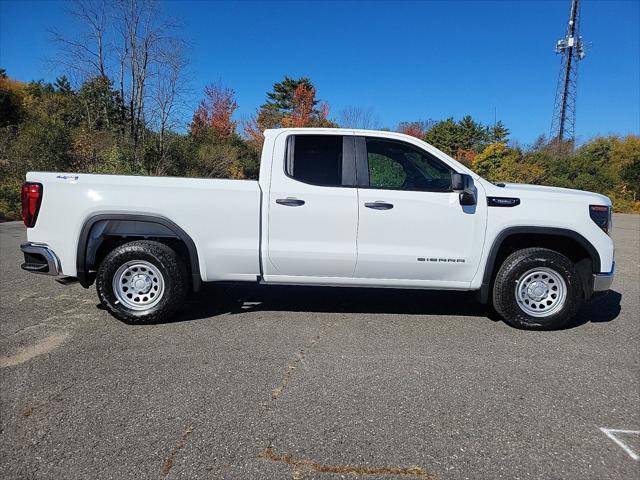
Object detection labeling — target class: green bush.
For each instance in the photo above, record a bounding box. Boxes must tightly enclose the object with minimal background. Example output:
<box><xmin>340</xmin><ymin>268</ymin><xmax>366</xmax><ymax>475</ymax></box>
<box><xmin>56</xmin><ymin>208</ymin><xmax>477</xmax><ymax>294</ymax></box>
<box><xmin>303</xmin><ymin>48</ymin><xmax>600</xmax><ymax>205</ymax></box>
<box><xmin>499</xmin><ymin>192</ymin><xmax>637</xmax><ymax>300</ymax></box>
<box><xmin>0</xmin><ymin>177</ymin><xmax>22</xmax><ymax>221</ymax></box>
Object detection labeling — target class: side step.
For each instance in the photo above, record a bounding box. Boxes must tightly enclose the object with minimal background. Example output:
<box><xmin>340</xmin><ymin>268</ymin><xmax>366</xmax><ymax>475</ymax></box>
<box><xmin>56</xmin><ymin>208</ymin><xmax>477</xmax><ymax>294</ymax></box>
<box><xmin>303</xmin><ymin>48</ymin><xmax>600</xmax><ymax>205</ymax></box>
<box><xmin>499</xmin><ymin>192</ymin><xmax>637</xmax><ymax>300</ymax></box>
<box><xmin>56</xmin><ymin>276</ymin><xmax>80</xmax><ymax>286</ymax></box>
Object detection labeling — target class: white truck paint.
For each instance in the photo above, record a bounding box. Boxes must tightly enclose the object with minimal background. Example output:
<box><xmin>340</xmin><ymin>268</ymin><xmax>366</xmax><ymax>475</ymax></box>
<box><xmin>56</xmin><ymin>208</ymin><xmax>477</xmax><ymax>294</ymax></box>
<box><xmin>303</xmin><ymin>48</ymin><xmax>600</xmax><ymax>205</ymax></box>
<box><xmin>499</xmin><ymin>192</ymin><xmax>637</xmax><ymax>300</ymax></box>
<box><xmin>21</xmin><ymin>128</ymin><xmax>615</xmax><ymax>328</ymax></box>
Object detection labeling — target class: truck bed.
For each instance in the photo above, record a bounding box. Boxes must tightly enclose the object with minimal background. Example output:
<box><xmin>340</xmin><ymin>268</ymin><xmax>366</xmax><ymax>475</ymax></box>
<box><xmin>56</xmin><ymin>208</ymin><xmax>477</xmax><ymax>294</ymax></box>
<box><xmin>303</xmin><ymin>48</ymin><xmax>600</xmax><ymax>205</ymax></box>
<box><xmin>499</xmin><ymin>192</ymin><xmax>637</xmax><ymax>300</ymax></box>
<box><xmin>25</xmin><ymin>172</ymin><xmax>262</xmax><ymax>282</ymax></box>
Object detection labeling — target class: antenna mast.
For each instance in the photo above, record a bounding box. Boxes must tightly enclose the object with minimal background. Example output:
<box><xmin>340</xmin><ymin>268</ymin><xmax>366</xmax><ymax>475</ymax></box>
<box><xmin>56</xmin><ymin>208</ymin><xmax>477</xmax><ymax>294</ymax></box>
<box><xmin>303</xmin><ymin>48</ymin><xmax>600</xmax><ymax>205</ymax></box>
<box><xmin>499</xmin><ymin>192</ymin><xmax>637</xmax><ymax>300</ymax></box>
<box><xmin>550</xmin><ymin>0</ymin><xmax>586</xmax><ymax>148</ymax></box>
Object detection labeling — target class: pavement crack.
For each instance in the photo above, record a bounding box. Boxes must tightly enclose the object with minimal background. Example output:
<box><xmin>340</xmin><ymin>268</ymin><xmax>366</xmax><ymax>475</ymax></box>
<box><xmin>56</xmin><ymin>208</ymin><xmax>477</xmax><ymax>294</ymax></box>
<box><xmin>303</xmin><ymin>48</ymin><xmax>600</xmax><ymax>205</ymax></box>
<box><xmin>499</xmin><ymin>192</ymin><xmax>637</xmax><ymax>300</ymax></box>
<box><xmin>257</xmin><ymin>324</ymin><xmax>434</xmax><ymax>479</ymax></box>
<box><xmin>21</xmin><ymin>381</ymin><xmax>79</xmax><ymax>418</ymax></box>
<box><xmin>261</xmin><ymin>447</ymin><xmax>435</xmax><ymax>479</ymax></box>
<box><xmin>261</xmin><ymin>326</ymin><xmax>331</xmax><ymax>410</ymax></box>
<box><xmin>160</xmin><ymin>423</ymin><xmax>194</xmax><ymax>479</ymax></box>
<box><xmin>270</xmin><ymin>349</ymin><xmax>304</xmax><ymax>400</ymax></box>
<box><xmin>267</xmin><ymin>338</ymin><xmax>315</xmax><ymax>405</ymax></box>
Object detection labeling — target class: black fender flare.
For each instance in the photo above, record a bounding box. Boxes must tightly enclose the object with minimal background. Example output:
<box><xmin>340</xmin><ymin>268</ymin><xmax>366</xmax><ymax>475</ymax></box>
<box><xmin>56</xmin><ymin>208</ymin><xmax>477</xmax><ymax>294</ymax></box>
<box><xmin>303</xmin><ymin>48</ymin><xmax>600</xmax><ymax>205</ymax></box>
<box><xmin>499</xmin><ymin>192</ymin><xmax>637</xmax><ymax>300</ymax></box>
<box><xmin>76</xmin><ymin>213</ymin><xmax>202</xmax><ymax>291</ymax></box>
<box><xmin>478</xmin><ymin>226</ymin><xmax>601</xmax><ymax>303</ymax></box>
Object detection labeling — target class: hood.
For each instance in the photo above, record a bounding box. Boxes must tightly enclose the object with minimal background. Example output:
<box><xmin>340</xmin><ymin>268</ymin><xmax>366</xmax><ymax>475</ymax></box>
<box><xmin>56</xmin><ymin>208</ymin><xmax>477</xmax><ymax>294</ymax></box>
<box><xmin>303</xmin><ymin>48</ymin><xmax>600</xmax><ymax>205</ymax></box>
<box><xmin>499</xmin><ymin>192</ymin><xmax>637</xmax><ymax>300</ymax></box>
<box><xmin>481</xmin><ymin>180</ymin><xmax>612</xmax><ymax>206</ymax></box>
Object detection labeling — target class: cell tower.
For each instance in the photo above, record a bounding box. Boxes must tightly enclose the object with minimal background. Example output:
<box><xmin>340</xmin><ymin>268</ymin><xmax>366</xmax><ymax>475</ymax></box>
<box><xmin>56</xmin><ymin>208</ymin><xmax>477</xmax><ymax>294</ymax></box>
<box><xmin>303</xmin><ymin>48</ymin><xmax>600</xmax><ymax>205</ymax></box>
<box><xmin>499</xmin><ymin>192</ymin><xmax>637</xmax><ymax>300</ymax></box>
<box><xmin>550</xmin><ymin>0</ymin><xmax>586</xmax><ymax>147</ymax></box>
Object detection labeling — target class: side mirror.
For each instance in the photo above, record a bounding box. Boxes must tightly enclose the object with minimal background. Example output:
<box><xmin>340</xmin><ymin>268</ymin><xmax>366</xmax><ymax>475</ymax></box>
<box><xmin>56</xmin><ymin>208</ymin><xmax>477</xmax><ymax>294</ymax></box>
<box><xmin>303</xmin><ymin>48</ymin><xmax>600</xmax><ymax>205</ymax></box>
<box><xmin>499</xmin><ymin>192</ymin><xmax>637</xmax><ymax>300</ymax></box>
<box><xmin>452</xmin><ymin>173</ymin><xmax>476</xmax><ymax>206</ymax></box>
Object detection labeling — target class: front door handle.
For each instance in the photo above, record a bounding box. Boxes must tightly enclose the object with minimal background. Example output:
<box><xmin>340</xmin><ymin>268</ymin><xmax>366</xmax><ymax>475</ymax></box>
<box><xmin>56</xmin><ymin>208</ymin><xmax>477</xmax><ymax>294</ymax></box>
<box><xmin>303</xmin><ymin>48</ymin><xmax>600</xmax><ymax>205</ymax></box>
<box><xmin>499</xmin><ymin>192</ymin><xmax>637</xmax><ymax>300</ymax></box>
<box><xmin>364</xmin><ymin>201</ymin><xmax>394</xmax><ymax>210</ymax></box>
<box><xmin>276</xmin><ymin>197</ymin><xmax>305</xmax><ymax>207</ymax></box>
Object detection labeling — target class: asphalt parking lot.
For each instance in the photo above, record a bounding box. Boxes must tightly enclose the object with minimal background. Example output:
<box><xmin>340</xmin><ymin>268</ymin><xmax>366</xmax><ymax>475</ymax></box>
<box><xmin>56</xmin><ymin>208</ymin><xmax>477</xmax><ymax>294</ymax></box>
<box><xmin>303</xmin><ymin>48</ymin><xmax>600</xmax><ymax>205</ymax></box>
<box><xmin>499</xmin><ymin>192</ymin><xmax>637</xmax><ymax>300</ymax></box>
<box><xmin>1</xmin><ymin>215</ymin><xmax>638</xmax><ymax>479</ymax></box>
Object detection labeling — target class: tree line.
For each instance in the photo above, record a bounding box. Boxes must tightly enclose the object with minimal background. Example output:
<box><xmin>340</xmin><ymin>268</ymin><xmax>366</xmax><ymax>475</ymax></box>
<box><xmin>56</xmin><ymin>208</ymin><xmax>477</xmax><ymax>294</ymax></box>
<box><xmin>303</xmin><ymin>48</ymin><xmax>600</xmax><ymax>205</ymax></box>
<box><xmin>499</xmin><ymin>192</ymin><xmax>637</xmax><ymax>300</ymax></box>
<box><xmin>0</xmin><ymin>0</ymin><xmax>638</xmax><ymax>219</ymax></box>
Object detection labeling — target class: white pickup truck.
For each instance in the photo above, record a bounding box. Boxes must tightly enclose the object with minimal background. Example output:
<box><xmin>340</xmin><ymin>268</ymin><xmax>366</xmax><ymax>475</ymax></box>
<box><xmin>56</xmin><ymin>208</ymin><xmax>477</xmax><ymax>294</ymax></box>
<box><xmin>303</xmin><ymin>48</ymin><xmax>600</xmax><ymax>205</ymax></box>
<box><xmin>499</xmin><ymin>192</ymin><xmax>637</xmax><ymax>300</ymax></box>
<box><xmin>20</xmin><ymin>128</ymin><xmax>614</xmax><ymax>329</ymax></box>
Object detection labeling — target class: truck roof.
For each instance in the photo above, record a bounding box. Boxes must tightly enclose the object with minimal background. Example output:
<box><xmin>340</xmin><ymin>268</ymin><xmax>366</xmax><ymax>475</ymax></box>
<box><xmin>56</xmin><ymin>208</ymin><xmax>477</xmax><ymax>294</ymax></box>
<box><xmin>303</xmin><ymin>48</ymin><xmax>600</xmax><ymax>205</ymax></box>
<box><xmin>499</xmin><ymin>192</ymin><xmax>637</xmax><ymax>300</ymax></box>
<box><xmin>264</xmin><ymin>127</ymin><xmax>412</xmax><ymax>138</ymax></box>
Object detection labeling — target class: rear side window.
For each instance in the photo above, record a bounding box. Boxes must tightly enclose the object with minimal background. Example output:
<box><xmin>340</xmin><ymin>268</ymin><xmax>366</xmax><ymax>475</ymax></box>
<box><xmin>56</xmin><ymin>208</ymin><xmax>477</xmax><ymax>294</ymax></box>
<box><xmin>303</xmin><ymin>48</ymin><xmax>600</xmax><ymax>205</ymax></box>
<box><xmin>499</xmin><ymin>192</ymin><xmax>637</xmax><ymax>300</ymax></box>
<box><xmin>286</xmin><ymin>135</ymin><xmax>343</xmax><ymax>186</ymax></box>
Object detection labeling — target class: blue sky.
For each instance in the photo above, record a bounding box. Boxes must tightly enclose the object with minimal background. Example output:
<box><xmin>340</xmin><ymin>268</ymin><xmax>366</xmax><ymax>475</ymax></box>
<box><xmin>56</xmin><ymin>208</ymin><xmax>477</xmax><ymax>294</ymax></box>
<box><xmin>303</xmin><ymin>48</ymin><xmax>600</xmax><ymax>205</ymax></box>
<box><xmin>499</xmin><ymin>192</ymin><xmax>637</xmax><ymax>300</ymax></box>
<box><xmin>1</xmin><ymin>0</ymin><xmax>638</xmax><ymax>145</ymax></box>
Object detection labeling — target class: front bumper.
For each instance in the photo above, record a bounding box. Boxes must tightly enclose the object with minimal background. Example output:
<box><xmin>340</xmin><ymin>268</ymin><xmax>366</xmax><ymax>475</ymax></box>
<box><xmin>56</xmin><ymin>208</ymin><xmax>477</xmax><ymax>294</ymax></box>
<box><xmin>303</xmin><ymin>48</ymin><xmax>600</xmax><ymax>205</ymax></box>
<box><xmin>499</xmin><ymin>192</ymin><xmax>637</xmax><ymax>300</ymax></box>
<box><xmin>20</xmin><ymin>243</ymin><xmax>61</xmax><ymax>276</ymax></box>
<box><xmin>592</xmin><ymin>262</ymin><xmax>615</xmax><ymax>293</ymax></box>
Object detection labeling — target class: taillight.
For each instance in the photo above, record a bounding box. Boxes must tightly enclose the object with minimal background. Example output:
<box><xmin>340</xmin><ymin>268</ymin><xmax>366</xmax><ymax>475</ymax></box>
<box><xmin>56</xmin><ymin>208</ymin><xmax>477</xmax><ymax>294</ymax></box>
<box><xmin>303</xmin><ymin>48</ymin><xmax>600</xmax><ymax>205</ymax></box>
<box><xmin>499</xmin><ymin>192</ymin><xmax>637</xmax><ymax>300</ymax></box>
<box><xmin>589</xmin><ymin>205</ymin><xmax>611</xmax><ymax>234</ymax></box>
<box><xmin>21</xmin><ymin>182</ymin><xmax>43</xmax><ymax>228</ymax></box>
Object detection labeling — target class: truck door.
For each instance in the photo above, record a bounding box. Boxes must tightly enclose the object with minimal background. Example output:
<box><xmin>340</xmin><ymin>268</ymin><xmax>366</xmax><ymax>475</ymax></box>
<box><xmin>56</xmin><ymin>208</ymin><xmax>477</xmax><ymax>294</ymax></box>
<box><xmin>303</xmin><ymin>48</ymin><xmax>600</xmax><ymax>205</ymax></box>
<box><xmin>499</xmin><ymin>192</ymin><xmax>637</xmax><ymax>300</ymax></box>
<box><xmin>265</xmin><ymin>132</ymin><xmax>359</xmax><ymax>279</ymax></box>
<box><xmin>354</xmin><ymin>136</ymin><xmax>486</xmax><ymax>285</ymax></box>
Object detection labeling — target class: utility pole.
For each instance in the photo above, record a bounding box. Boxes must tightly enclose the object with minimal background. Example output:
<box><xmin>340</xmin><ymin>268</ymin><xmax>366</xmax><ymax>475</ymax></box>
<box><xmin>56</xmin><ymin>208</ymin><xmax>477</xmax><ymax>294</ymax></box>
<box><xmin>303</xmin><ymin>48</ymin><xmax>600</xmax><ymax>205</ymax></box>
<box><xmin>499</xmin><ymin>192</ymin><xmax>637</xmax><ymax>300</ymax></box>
<box><xmin>550</xmin><ymin>0</ymin><xmax>586</xmax><ymax>148</ymax></box>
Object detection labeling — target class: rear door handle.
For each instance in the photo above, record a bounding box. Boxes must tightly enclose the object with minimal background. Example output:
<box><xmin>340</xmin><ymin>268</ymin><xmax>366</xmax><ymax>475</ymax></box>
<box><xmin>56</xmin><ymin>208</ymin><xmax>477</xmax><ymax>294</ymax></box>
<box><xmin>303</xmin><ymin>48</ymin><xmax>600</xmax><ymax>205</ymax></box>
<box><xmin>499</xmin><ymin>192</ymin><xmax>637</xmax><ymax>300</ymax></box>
<box><xmin>276</xmin><ymin>197</ymin><xmax>305</xmax><ymax>207</ymax></box>
<box><xmin>364</xmin><ymin>201</ymin><xmax>394</xmax><ymax>210</ymax></box>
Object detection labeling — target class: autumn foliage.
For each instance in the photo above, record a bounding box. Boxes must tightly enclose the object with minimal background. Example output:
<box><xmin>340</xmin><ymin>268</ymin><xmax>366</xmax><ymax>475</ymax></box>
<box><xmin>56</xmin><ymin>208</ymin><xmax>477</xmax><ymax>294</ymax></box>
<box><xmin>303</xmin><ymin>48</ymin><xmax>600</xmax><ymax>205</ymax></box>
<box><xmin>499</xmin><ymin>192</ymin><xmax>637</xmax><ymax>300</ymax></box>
<box><xmin>282</xmin><ymin>84</ymin><xmax>326</xmax><ymax>128</ymax></box>
<box><xmin>244</xmin><ymin>78</ymin><xmax>334</xmax><ymax>151</ymax></box>
<box><xmin>243</xmin><ymin>112</ymin><xmax>267</xmax><ymax>152</ymax></box>
<box><xmin>398</xmin><ymin>121</ymin><xmax>429</xmax><ymax>139</ymax></box>
<box><xmin>455</xmin><ymin>149</ymin><xmax>477</xmax><ymax>167</ymax></box>
<box><xmin>192</xmin><ymin>84</ymin><xmax>238</xmax><ymax>138</ymax></box>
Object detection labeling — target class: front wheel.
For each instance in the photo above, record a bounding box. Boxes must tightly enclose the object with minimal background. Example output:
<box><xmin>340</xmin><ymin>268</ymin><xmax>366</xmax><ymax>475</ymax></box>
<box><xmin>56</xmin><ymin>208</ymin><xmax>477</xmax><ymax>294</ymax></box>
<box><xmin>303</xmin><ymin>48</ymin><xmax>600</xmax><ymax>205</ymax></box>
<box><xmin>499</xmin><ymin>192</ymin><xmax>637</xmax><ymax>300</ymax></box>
<box><xmin>96</xmin><ymin>240</ymin><xmax>188</xmax><ymax>324</ymax></box>
<box><xmin>492</xmin><ymin>248</ymin><xmax>583</xmax><ymax>330</ymax></box>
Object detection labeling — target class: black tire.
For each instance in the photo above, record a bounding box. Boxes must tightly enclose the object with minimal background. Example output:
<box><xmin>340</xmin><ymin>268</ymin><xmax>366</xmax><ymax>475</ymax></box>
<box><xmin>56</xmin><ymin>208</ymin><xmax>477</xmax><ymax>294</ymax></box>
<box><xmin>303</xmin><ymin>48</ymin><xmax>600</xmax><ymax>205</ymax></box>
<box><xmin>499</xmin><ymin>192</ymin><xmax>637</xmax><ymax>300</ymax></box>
<box><xmin>96</xmin><ymin>240</ymin><xmax>188</xmax><ymax>324</ymax></box>
<box><xmin>492</xmin><ymin>248</ymin><xmax>583</xmax><ymax>330</ymax></box>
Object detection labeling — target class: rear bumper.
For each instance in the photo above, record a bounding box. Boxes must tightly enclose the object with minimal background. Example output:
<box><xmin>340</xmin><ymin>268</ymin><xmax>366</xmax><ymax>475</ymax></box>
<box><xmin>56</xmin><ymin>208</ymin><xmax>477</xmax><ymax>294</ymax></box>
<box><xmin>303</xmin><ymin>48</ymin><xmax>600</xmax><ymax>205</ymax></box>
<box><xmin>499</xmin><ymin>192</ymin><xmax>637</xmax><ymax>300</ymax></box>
<box><xmin>592</xmin><ymin>262</ymin><xmax>615</xmax><ymax>294</ymax></box>
<box><xmin>20</xmin><ymin>243</ymin><xmax>61</xmax><ymax>276</ymax></box>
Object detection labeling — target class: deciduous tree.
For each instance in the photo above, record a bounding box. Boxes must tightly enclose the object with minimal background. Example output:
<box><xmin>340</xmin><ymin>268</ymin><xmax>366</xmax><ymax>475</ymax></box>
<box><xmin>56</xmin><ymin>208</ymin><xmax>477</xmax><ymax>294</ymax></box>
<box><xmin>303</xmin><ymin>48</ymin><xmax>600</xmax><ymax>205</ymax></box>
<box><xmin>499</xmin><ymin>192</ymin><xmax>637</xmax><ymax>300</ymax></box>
<box><xmin>339</xmin><ymin>106</ymin><xmax>379</xmax><ymax>129</ymax></box>
<box><xmin>52</xmin><ymin>0</ymin><xmax>188</xmax><ymax>157</ymax></box>
<box><xmin>281</xmin><ymin>83</ymin><xmax>317</xmax><ymax>128</ymax></box>
<box><xmin>191</xmin><ymin>83</ymin><xmax>238</xmax><ymax>138</ymax></box>
<box><xmin>398</xmin><ymin>121</ymin><xmax>434</xmax><ymax>139</ymax></box>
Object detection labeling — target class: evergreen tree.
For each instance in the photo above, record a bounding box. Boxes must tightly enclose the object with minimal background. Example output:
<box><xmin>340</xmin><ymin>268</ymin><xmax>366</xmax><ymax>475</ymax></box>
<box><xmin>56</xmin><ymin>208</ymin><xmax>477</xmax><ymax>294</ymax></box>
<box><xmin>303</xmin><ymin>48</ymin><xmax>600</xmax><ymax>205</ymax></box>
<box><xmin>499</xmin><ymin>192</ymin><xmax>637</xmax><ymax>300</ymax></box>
<box><xmin>252</xmin><ymin>76</ymin><xmax>335</xmax><ymax>134</ymax></box>
<box><xmin>54</xmin><ymin>76</ymin><xmax>73</xmax><ymax>94</ymax></box>
<box><xmin>77</xmin><ymin>76</ymin><xmax>124</xmax><ymax>131</ymax></box>
<box><xmin>490</xmin><ymin>120</ymin><xmax>510</xmax><ymax>143</ymax></box>
<box><xmin>457</xmin><ymin>115</ymin><xmax>488</xmax><ymax>152</ymax></box>
<box><xmin>264</xmin><ymin>76</ymin><xmax>317</xmax><ymax>112</ymax></box>
<box><xmin>424</xmin><ymin>118</ymin><xmax>459</xmax><ymax>156</ymax></box>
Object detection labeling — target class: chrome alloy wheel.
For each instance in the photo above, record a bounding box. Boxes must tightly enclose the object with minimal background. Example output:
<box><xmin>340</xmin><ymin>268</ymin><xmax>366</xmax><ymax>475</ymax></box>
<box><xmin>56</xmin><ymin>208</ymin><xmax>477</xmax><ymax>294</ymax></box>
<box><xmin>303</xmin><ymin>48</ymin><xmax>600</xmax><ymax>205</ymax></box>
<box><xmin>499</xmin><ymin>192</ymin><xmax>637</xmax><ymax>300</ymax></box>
<box><xmin>515</xmin><ymin>267</ymin><xmax>567</xmax><ymax>317</ymax></box>
<box><xmin>112</xmin><ymin>260</ymin><xmax>165</xmax><ymax>311</ymax></box>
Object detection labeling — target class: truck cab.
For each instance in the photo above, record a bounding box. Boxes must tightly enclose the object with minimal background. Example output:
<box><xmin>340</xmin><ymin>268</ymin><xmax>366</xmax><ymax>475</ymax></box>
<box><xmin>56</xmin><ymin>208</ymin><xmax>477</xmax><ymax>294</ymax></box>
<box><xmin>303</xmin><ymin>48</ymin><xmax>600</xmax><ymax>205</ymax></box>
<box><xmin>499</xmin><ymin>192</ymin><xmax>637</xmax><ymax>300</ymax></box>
<box><xmin>260</xmin><ymin>129</ymin><xmax>486</xmax><ymax>289</ymax></box>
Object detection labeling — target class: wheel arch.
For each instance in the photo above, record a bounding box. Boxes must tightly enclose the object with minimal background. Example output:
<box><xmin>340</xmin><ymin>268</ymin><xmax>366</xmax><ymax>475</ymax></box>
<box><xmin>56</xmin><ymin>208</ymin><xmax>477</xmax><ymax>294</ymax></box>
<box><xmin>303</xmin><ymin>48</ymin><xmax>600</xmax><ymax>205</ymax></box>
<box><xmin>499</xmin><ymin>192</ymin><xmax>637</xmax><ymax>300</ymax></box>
<box><xmin>76</xmin><ymin>213</ymin><xmax>202</xmax><ymax>291</ymax></box>
<box><xmin>478</xmin><ymin>227</ymin><xmax>600</xmax><ymax>304</ymax></box>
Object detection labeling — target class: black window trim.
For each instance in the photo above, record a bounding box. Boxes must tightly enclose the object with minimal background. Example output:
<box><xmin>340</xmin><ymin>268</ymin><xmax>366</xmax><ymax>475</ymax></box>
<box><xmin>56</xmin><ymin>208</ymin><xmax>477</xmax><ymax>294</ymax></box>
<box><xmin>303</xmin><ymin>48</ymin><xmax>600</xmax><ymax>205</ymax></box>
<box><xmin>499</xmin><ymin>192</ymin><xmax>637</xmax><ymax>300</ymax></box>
<box><xmin>356</xmin><ymin>135</ymin><xmax>456</xmax><ymax>193</ymax></box>
<box><xmin>284</xmin><ymin>134</ymin><xmax>357</xmax><ymax>188</ymax></box>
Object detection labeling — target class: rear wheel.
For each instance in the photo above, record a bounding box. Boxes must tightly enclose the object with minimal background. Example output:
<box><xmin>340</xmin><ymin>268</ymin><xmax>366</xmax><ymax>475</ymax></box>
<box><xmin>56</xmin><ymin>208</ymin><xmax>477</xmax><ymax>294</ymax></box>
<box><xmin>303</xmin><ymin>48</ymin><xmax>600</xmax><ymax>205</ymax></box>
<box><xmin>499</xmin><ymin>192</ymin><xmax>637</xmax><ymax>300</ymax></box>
<box><xmin>96</xmin><ymin>240</ymin><xmax>188</xmax><ymax>324</ymax></box>
<box><xmin>492</xmin><ymin>248</ymin><xmax>583</xmax><ymax>330</ymax></box>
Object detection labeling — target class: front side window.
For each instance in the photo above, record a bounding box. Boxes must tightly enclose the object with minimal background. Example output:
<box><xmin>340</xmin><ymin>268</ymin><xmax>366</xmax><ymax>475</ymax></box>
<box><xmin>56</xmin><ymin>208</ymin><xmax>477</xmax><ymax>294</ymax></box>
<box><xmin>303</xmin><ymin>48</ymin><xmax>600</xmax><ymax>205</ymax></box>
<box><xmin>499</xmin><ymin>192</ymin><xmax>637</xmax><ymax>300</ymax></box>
<box><xmin>366</xmin><ymin>138</ymin><xmax>453</xmax><ymax>192</ymax></box>
<box><xmin>287</xmin><ymin>135</ymin><xmax>343</xmax><ymax>186</ymax></box>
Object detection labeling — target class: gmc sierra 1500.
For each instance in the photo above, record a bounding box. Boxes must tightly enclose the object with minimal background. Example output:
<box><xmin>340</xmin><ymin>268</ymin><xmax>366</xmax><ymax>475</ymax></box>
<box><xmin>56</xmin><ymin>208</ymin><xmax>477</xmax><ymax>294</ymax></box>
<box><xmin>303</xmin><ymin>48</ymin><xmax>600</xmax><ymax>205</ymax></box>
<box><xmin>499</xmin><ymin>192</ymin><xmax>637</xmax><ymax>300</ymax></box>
<box><xmin>20</xmin><ymin>128</ymin><xmax>614</xmax><ymax>329</ymax></box>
